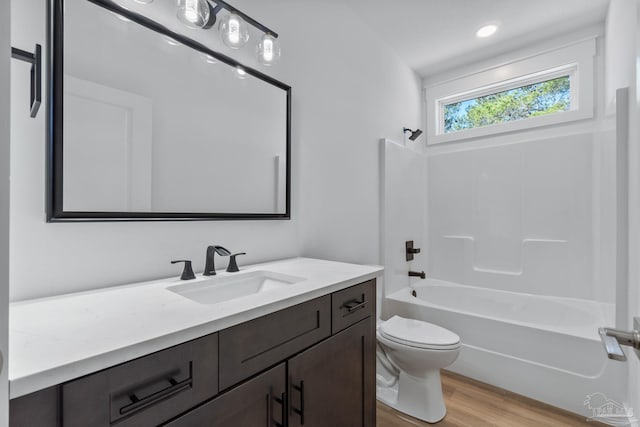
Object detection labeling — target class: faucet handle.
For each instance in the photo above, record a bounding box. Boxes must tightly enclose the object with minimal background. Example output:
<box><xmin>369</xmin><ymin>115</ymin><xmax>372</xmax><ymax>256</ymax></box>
<box><xmin>227</xmin><ymin>253</ymin><xmax>246</xmax><ymax>273</ymax></box>
<box><xmin>171</xmin><ymin>260</ymin><xmax>196</xmax><ymax>280</ymax></box>
<box><xmin>406</xmin><ymin>241</ymin><xmax>421</xmax><ymax>261</ymax></box>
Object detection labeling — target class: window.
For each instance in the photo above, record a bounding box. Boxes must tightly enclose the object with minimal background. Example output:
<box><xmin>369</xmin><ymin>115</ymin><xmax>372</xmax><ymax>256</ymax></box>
<box><xmin>425</xmin><ymin>38</ymin><xmax>595</xmax><ymax>144</ymax></box>
<box><xmin>443</xmin><ymin>75</ymin><xmax>571</xmax><ymax>134</ymax></box>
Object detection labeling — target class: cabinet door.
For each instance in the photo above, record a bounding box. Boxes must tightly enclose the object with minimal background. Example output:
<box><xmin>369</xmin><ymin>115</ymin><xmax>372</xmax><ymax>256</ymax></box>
<box><xmin>288</xmin><ymin>318</ymin><xmax>375</xmax><ymax>427</ymax></box>
<box><xmin>165</xmin><ymin>363</ymin><xmax>286</xmax><ymax>427</ymax></box>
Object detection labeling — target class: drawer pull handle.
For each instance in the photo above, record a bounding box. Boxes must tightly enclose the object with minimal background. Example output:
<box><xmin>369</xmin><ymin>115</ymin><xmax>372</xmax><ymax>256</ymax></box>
<box><xmin>342</xmin><ymin>299</ymin><xmax>367</xmax><ymax>314</ymax></box>
<box><xmin>292</xmin><ymin>380</ymin><xmax>305</xmax><ymax>425</ymax></box>
<box><xmin>120</xmin><ymin>377</ymin><xmax>192</xmax><ymax>415</ymax></box>
<box><xmin>272</xmin><ymin>391</ymin><xmax>286</xmax><ymax>427</ymax></box>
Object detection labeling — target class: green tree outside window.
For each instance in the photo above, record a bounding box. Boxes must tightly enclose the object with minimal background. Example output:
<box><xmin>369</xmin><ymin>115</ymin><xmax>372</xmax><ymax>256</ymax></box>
<box><xmin>444</xmin><ymin>76</ymin><xmax>570</xmax><ymax>134</ymax></box>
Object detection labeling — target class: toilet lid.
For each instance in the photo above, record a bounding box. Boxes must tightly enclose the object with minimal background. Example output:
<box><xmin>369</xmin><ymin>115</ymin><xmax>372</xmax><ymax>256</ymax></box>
<box><xmin>380</xmin><ymin>316</ymin><xmax>460</xmax><ymax>349</ymax></box>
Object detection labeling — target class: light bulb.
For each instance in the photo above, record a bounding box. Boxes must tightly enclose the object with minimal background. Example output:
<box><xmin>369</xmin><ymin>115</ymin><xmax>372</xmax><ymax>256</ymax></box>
<box><xmin>177</xmin><ymin>0</ymin><xmax>210</xmax><ymax>29</ymax></box>
<box><xmin>257</xmin><ymin>33</ymin><xmax>281</xmax><ymax>66</ymax></box>
<box><xmin>133</xmin><ymin>0</ymin><xmax>153</xmax><ymax>3</ymax></box>
<box><xmin>219</xmin><ymin>13</ymin><xmax>249</xmax><ymax>49</ymax></box>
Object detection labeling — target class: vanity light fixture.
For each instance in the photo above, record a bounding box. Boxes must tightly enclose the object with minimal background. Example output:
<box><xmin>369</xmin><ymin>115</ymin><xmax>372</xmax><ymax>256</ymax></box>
<box><xmin>134</xmin><ymin>0</ymin><xmax>281</xmax><ymax>66</ymax></box>
<box><xmin>135</xmin><ymin>0</ymin><xmax>281</xmax><ymax>65</ymax></box>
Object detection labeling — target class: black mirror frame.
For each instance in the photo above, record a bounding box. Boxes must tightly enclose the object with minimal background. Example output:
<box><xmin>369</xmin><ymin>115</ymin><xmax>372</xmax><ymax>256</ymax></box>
<box><xmin>47</xmin><ymin>0</ymin><xmax>292</xmax><ymax>222</ymax></box>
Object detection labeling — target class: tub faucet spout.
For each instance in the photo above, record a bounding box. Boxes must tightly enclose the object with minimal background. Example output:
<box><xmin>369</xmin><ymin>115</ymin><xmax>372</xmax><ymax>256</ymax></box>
<box><xmin>408</xmin><ymin>270</ymin><xmax>426</xmax><ymax>279</ymax></box>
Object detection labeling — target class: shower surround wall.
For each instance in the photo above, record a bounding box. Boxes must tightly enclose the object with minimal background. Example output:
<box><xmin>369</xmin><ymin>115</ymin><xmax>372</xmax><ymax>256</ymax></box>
<box><xmin>425</xmin><ymin>31</ymin><xmax>616</xmax><ymax>307</ymax></box>
<box><xmin>427</xmin><ymin>133</ymin><xmax>615</xmax><ymax>303</ymax></box>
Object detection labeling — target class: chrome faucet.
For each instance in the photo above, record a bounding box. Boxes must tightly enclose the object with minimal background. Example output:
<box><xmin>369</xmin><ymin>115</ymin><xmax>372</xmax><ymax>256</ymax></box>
<box><xmin>203</xmin><ymin>245</ymin><xmax>231</xmax><ymax>276</ymax></box>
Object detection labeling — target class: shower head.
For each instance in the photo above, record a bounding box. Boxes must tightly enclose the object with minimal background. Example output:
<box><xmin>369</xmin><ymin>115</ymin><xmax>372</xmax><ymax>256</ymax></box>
<box><xmin>403</xmin><ymin>127</ymin><xmax>423</xmax><ymax>141</ymax></box>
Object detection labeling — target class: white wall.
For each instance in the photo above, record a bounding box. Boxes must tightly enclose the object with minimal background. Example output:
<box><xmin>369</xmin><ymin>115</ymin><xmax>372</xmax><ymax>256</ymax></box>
<box><xmin>0</xmin><ymin>0</ymin><xmax>10</xmax><ymax>422</ymax></box>
<box><xmin>423</xmin><ymin>29</ymin><xmax>617</xmax><ymax>303</ymax></box>
<box><xmin>606</xmin><ymin>0</ymin><xmax>639</xmax><ymax>113</ymax></box>
<box><xmin>293</xmin><ymin>2</ymin><xmax>423</xmax><ymax>265</ymax></box>
<box><xmin>10</xmin><ymin>0</ymin><xmax>422</xmax><ymax>300</ymax></box>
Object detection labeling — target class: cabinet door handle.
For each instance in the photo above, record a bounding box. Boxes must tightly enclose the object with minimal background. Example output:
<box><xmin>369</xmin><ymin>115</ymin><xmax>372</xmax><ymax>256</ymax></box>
<box><xmin>292</xmin><ymin>380</ymin><xmax>305</xmax><ymax>425</ymax></box>
<box><xmin>272</xmin><ymin>391</ymin><xmax>286</xmax><ymax>427</ymax></box>
<box><xmin>120</xmin><ymin>377</ymin><xmax>192</xmax><ymax>415</ymax></box>
<box><xmin>342</xmin><ymin>299</ymin><xmax>367</xmax><ymax>314</ymax></box>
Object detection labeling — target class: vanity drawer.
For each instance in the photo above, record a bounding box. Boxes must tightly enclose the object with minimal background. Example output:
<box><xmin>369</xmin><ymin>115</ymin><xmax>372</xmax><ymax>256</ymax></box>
<box><xmin>331</xmin><ymin>280</ymin><xmax>375</xmax><ymax>334</ymax></box>
<box><xmin>62</xmin><ymin>333</ymin><xmax>218</xmax><ymax>427</ymax></box>
<box><xmin>219</xmin><ymin>295</ymin><xmax>331</xmax><ymax>390</ymax></box>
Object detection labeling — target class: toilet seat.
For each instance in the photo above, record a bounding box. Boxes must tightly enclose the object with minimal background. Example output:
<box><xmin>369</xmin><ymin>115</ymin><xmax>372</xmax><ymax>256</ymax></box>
<box><xmin>379</xmin><ymin>315</ymin><xmax>460</xmax><ymax>350</ymax></box>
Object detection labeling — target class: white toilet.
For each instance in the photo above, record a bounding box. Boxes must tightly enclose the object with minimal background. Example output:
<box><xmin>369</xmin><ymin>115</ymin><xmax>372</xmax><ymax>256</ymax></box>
<box><xmin>376</xmin><ymin>315</ymin><xmax>461</xmax><ymax>423</ymax></box>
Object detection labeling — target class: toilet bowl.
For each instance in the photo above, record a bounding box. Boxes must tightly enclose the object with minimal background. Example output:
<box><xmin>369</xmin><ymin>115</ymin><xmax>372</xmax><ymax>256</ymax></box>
<box><xmin>376</xmin><ymin>315</ymin><xmax>461</xmax><ymax>423</ymax></box>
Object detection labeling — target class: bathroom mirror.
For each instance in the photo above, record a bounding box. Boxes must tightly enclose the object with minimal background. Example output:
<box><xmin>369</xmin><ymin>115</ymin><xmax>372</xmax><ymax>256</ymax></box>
<box><xmin>48</xmin><ymin>0</ymin><xmax>291</xmax><ymax>221</ymax></box>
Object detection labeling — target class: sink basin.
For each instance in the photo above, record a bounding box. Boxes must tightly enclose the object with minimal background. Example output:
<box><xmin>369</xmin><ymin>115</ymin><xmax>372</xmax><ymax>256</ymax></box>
<box><xmin>167</xmin><ymin>270</ymin><xmax>305</xmax><ymax>305</ymax></box>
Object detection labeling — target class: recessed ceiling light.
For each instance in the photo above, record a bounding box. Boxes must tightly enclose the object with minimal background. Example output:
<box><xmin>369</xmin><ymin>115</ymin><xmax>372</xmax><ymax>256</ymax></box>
<box><xmin>476</xmin><ymin>24</ymin><xmax>498</xmax><ymax>38</ymax></box>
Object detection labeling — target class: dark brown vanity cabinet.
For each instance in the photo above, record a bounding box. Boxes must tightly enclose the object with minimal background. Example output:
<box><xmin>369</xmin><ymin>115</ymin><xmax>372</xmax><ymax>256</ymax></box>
<box><xmin>10</xmin><ymin>279</ymin><xmax>376</xmax><ymax>427</ymax></box>
<box><xmin>288</xmin><ymin>318</ymin><xmax>375</xmax><ymax>427</ymax></box>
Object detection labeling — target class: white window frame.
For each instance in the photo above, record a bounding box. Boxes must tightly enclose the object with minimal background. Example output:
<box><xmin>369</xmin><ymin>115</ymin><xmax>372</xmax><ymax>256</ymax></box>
<box><xmin>425</xmin><ymin>38</ymin><xmax>596</xmax><ymax>145</ymax></box>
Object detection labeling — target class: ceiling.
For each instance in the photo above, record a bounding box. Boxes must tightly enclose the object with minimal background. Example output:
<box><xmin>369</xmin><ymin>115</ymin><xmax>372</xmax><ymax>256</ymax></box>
<box><xmin>343</xmin><ymin>0</ymin><xmax>610</xmax><ymax>77</ymax></box>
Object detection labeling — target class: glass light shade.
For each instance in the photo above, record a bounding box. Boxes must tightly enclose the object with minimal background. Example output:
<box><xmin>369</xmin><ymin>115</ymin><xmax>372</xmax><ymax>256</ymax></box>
<box><xmin>219</xmin><ymin>13</ymin><xmax>250</xmax><ymax>49</ymax></box>
<box><xmin>177</xmin><ymin>0</ymin><xmax>210</xmax><ymax>29</ymax></box>
<box><xmin>256</xmin><ymin>34</ymin><xmax>281</xmax><ymax>66</ymax></box>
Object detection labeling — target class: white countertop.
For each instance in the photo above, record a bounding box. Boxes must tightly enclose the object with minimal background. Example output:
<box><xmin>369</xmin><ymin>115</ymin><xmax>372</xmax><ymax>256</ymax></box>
<box><xmin>10</xmin><ymin>257</ymin><xmax>383</xmax><ymax>399</ymax></box>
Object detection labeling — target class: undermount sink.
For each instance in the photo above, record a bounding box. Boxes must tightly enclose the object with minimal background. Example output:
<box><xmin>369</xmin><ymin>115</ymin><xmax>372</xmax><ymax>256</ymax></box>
<box><xmin>167</xmin><ymin>270</ymin><xmax>305</xmax><ymax>305</ymax></box>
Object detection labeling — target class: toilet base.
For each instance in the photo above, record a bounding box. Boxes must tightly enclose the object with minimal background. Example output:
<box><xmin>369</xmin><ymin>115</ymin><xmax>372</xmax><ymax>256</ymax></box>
<box><xmin>377</xmin><ymin>370</ymin><xmax>447</xmax><ymax>423</ymax></box>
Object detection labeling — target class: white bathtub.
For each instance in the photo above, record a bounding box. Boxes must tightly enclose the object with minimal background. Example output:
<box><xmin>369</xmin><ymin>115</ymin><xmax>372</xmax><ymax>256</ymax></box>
<box><xmin>384</xmin><ymin>279</ymin><xmax>627</xmax><ymax>418</ymax></box>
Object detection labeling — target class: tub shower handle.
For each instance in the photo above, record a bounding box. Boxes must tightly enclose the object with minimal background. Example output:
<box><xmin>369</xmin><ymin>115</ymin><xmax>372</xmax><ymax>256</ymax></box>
<box><xmin>598</xmin><ymin>327</ymin><xmax>640</xmax><ymax>362</ymax></box>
